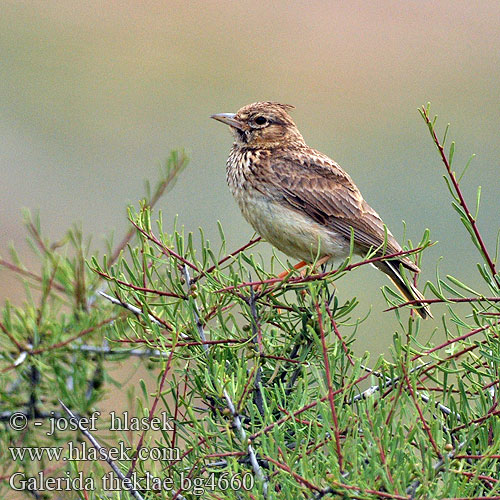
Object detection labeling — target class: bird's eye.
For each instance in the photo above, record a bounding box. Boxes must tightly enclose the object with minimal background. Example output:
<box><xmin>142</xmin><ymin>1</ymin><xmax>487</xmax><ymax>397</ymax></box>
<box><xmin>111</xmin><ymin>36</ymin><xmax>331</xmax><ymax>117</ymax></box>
<box><xmin>253</xmin><ymin>116</ymin><xmax>268</xmax><ymax>126</ymax></box>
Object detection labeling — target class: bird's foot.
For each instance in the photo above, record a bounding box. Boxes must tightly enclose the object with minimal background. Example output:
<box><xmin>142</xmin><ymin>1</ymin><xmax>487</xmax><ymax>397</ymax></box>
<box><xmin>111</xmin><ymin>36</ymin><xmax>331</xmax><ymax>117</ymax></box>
<box><xmin>275</xmin><ymin>255</ymin><xmax>331</xmax><ymax>282</ymax></box>
<box><xmin>254</xmin><ymin>256</ymin><xmax>331</xmax><ymax>297</ymax></box>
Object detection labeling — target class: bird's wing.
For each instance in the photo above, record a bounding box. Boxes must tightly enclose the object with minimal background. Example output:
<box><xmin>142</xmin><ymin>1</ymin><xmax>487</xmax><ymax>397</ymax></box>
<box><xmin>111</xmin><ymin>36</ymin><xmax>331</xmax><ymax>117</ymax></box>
<box><xmin>258</xmin><ymin>147</ymin><xmax>419</xmax><ymax>271</ymax></box>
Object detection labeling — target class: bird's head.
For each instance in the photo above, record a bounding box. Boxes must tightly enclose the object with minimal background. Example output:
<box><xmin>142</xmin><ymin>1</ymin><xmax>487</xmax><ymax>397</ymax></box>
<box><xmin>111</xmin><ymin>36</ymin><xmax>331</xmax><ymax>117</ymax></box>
<box><xmin>211</xmin><ymin>102</ymin><xmax>305</xmax><ymax>149</ymax></box>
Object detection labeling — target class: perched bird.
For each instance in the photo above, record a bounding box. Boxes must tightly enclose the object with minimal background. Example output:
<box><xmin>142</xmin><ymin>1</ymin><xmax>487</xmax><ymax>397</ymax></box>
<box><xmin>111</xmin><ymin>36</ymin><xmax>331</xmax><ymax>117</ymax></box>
<box><xmin>211</xmin><ymin>102</ymin><xmax>431</xmax><ymax>319</ymax></box>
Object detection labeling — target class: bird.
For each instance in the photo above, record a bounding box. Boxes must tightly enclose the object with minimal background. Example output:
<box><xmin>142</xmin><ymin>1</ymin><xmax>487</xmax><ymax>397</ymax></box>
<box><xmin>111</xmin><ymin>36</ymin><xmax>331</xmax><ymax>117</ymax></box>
<box><xmin>211</xmin><ymin>102</ymin><xmax>431</xmax><ymax>319</ymax></box>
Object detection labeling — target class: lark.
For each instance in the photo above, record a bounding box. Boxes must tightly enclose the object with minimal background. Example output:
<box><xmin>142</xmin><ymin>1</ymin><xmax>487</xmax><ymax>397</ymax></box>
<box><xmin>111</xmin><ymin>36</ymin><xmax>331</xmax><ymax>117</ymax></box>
<box><xmin>211</xmin><ymin>102</ymin><xmax>431</xmax><ymax>318</ymax></box>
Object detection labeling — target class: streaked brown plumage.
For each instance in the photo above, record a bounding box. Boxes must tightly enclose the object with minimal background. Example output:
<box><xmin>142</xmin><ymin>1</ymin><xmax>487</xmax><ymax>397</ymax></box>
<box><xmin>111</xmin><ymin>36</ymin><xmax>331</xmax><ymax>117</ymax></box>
<box><xmin>211</xmin><ymin>102</ymin><xmax>431</xmax><ymax>319</ymax></box>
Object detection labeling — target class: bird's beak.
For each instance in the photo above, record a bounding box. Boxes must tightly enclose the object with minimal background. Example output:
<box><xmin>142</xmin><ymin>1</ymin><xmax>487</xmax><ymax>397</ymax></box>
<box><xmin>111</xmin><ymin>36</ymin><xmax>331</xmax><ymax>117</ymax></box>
<box><xmin>210</xmin><ymin>113</ymin><xmax>246</xmax><ymax>130</ymax></box>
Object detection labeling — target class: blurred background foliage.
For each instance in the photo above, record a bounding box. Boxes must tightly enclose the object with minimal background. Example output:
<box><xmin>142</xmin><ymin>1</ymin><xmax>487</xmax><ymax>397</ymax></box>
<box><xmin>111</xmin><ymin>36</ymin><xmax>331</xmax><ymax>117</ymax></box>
<box><xmin>1</xmin><ymin>1</ymin><xmax>500</xmax><ymax>353</ymax></box>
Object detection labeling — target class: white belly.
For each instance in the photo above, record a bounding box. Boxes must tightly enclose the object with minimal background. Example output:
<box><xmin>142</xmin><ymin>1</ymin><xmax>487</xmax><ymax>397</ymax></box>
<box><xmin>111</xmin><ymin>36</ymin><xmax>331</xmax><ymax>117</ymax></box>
<box><xmin>236</xmin><ymin>190</ymin><xmax>350</xmax><ymax>263</ymax></box>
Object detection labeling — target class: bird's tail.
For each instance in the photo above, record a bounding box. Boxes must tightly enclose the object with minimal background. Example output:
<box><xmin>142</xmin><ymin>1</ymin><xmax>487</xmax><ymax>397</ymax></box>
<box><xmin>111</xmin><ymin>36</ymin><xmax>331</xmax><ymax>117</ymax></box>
<box><xmin>375</xmin><ymin>260</ymin><xmax>433</xmax><ymax>319</ymax></box>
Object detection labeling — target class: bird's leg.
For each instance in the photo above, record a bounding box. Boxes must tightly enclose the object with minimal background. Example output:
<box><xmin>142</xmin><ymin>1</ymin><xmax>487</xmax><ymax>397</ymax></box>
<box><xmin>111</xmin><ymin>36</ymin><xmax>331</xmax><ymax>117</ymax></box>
<box><xmin>312</xmin><ymin>255</ymin><xmax>331</xmax><ymax>272</ymax></box>
<box><xmin>274</xmin><ymin>255</ymin><xmax>331</xmax><ymax>283</ymax></box>
<box><xmin>253</xmin><ymin>260</ymin><xmax>308</xmax><ymax>294</ymax></box>
<box><xmin>295</xmin><ymin>256</ymin><xmax>332</xmax><ymax>300</ymax></box>
<box><xmin>255</xmin><ymin>256</ymin><xmax>332</xmax><ymax>295</ymax></box>
<box><xmin>275</xmin><ymin>260</ymin><xmax>308</xmax><ymax>280</ymax></box>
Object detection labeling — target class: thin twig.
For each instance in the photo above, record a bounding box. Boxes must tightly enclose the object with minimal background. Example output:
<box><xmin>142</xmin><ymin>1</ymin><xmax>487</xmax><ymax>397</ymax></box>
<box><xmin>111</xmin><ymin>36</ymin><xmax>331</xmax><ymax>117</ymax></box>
<box><xmin>109</xmin><ymin>151</ymin><xmax>188</xmax><ymax>265</ymax></box>
<box><xmin>67</xmin><ymin>344</ymin><xmax>168</xmax><ymax>358</ymax></box>
<box><xmin>402</xmin><ymin>365</ymin><xmax>442</xmax><ymax>459</ymax></box>
<box><xmin>130</xmin><ymin>219</ymin><xmax>199</xmax><ymax>273</ymax></box>
<box><xmin>420</xmin><ymin>105</ymin><xmax>499</xmax><ymax>287</ymax></box>
<box><xmin>411</xmin><ymin>320</ymin><xmax>500</xmax><ymax>362</ymax></box>
<box><xmin>216</xmin><ymin>246</ymin><xmax>430</xmax><ymax>294</ymax></box>
<box><xmin>0</xmin><ymin>320</ymin><xmax>28</xmax><ymax>351</ymax></box>
<box><xmin>224</xmin><ymin>389</ymin><xmax>268</xmax><ymax>498</ymax></box>
<box><xmin>0</xmin><ymin>258</ymin><xmax>67</xmax><ymax>293</ymax></box>
<box><xmin>59</xmin><ymin>400</ymin><xmax>146</xmax><ymax>500</ymax></box>
<box><xmin>126</xmin><ymin>347</ymin><xmax>176</xmax><ymax>478</ymax></box>
<box><xmin>193</xmin><ymin>236</ymin><xmax>262</xmax><ymax>282</ymax></box>
<box><xmin>248</xmin><ymin>284</ymin><xmax>265</xmax><ymax>417</ymax></box>
<box><xmin>315</xmin><ymin>301</ymin><xmax>343</xmax><ymax>472</ymax></box>
<box><xmin>99</xmin><ymin>290</ymin><xmax>179</xmax><ymax>332</ymax></box>
<box><xmin>29</xmin><ymin>316</ymin><xmax>119</xmax><ymax>356</ymax></box>
<box><xmin>349</xmin><ymin>362</ymin><xmax>431</xmax><ymax>404</ymax></box>
<box><xmin>406</xmin><ymin>438</ymin><xmax>467</xmax><ymax>496</ymax></box>
<box><xmin>94</xmin><ymin>269</ymin><xmax>185</xmax><ymax>299</ymax></box>
<box><xmin>182</xmin><ymin>265</ymin><xmax>268</xmax><ymax>496</ymax></box>
<box><xmin>182</xmin><ymin>265</ymin><xmax>208</xmax><ymax>352</ymax></box>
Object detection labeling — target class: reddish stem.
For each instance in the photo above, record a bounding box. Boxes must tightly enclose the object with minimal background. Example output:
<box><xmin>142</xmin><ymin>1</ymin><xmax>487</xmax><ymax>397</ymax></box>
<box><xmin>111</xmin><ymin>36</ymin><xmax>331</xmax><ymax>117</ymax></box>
<box><xmin>411</xmin><ymin>320</ymin><xmax>500</xmax><ymax>362</ymax></box>
<box><xmin>93</xmin><ymin>268</ymin><xmax>185</xmax><ymax>298</ymax></box>
<box><xmin>421</xmin><ymin>106</ymin><xmax>498</xmax><ymax>286</ymax></box>
<box><xmin>263</xmin><ymin>454</ymin><xmax>321</xmax><ymax>493</ymax></box>
<box><xmin>402</xmin><ymin>365</ymin><xmax>442</xmax><ymax>459</ymax></box>
<box><xmin>315</xmin><ymin>301</ymin><xmax>344</xmax><ymax>472</ymax></box>
<box><xmin>126</xmin><ymin>346</ymin><xmax>176</xmax><ymax>477</ymax></box>
<box><xmin>0</xmin><ymin>258</ymin><xmax>66</xmax><ymax>293</ymax></box>
<box><xmin>216</xmin><ymin>246</ymin><xmax>428</xmax><ymax>294</ymax></box>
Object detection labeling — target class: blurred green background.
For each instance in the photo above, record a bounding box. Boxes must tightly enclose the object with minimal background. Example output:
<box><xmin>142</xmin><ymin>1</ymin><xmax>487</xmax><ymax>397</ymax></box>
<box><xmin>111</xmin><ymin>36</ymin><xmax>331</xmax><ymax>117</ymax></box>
<box><xmin>1</xmin><ymin>1</ymin><xmax>499</xmax><ymax>353</ymax></box>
